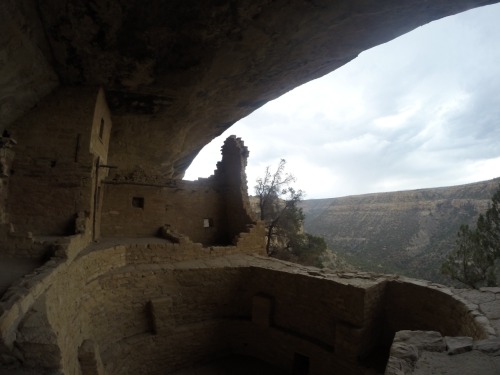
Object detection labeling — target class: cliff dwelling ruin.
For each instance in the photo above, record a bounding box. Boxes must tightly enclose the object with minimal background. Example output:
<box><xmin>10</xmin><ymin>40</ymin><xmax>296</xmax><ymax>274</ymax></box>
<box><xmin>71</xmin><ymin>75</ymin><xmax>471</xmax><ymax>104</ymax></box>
<box><xmin>2</xmin><ymin>1</ymin><xmax>500</xmax><ymax>374</ymax></box>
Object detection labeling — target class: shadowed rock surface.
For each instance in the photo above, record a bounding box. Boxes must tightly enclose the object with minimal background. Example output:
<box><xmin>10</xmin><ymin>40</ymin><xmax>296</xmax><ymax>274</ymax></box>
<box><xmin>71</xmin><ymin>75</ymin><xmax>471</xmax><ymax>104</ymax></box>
<box><xmin>2</xmin><ymin>0</ymin><xmax>499</xmax><ymax>177</ymax></box>
<box><xmin>170</xmin><ymin>354</ymin><xmax>288</xmax><ymax>375</ymax></box>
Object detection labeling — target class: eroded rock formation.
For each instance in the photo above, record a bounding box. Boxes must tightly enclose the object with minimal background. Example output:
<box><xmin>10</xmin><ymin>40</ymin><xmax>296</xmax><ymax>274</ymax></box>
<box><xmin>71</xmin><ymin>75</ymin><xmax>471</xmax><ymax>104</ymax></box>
<box><xmin>2</xmin><ymin>0</ymin><xmax>499</xmax><ymax>177</ymax></box>
<box><xmin>1</xmin><ymin>1</ymin><xmax>500</xmax><ymax>374</ymax></box>
<box><xmin>301</xmin><ymin>178</ymin><xmax>500</xmax><ymax>283</ymax></box>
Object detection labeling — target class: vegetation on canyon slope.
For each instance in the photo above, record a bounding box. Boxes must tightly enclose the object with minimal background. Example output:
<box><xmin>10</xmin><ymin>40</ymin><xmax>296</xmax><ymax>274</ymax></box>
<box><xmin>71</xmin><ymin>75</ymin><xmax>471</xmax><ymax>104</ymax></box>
<box><xmin>253</xmin><ymin>161</ymin><xmax>500</xmax><ymax>282</ymax></box>
<box><xmin>301</xmin><ymin>178</ymin><xmax>500</xmax><ymax>283</ymax></box>
<box><xmin>255</xmin><ymin>159</ymin><xmax>328</xmax><ymax>267</ymax></box>
<box><xmin>442</xmin><ymin>184</ymin><xmax>500</xmax><ymax>288</ymax></box>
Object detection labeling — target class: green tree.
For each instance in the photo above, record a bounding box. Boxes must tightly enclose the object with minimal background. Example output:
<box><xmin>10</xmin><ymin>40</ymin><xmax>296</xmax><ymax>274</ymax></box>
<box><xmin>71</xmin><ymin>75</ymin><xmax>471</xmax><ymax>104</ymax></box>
<box><xmin>290</xmin><ymin>233</ymin><xmax>329</xmax><ymax>268</ymax></box>
<box><xmin>255</xmin><ymin>159</ymin><xmax>304</xmax><ymax>256</ymax></box>
<box><xmin>442</xmin><ymin>184</ymin><xmax>500</xmax><ymax>288</ymax></box>
<box><xmin>255</xmin><ymin>159</ymin><xmax>328</xmax><ymax>266</ymax></box>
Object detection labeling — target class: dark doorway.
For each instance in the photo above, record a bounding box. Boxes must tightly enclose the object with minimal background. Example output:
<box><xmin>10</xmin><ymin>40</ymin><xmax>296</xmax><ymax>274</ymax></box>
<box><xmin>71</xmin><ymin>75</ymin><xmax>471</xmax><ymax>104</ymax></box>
<box><xmin>293</xmin><ymin>353</ymin><xmax>309</xmax><ymax>375</ymax></box>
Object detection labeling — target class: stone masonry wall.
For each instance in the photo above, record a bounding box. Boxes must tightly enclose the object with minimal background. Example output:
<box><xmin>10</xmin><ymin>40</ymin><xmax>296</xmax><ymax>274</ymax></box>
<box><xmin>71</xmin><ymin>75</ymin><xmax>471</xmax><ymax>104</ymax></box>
<box><xmin>213</xmin><ymin>136</ymin><xmax>256</xmax><ymax>239</ymax></box>
<box><xmin>89</xmin><ymin>88</ymin><xmax>113</xmax><ymax>240</ymax></box>
<box><xmin>1</xmin><ymin>242</ymin><xmax>494</xmax><ymax>375</ymax></box>
<box><xmin>384</xmin><ymin>280</ymin><xmax>491</xmax><ymax>340</ymax></box>
<box><xmin>37</xmin><ymin>251</ymin><xmax>380</xmax><ymax>375</ymax></box>
<box><xmin>6</xmin><ymin>87</ymin><xmax>111</xmax><ymax>240</ymax></box>
<box><xmin>0</xmin><ymin>236</ymin><xmax>266</xmax><ymax>374</ymax></box>
<box><xmin>101</xmin><ymin>136</ymin><xmax>256</xmax><ymax>246</ymax></box>
<box><xmin>101</xmin><ymin>180</ymin><xmax>228</xmax><ymax>245</ymax></box>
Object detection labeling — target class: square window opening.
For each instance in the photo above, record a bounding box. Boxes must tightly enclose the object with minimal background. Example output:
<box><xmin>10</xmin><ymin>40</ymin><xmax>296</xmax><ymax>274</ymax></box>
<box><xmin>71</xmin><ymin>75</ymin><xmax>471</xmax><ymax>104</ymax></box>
<box><xmin>132</xmin><ymin>197</ymin><xmax>144</xmax><ymax>209</ymax></box>
<box><xmin>203</xmin><ymin>218</ymin><xmax>213</xmax><ymax>228</ymax></box>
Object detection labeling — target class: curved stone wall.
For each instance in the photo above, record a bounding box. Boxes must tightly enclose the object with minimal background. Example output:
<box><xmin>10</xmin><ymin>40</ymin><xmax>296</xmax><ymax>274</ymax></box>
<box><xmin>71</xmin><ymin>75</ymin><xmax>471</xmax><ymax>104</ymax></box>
<box><xmin>384</xmin><ymin>280</ymin><xmax>492</xmax><ymax>339</ymax></box>
<box><xmin>1</xmin><ymin>240</ymin><xmax>495</xmax><ymax>374</ymax></box>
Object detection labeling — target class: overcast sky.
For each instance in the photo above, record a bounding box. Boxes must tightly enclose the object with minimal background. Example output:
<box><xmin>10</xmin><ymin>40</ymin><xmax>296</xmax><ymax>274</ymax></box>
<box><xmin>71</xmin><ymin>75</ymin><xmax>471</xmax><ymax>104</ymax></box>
<box><xmin>185</xmin><ymin>4</ymin><xmax>500</xmax><ymax>199</ymax></box>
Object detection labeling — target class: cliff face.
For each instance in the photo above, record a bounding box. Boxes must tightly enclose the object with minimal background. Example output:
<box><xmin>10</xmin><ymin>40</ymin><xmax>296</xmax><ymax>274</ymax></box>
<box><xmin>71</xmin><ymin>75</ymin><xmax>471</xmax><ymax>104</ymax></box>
<box><xmin>3</xmin><ymin>0</ymin><xmax>499</xmax><ymax>178</ymax></box>
<box><xmin>301</xmin><ymin>178</ymin><xmax>500</xmax><ymax>283</ymax></box>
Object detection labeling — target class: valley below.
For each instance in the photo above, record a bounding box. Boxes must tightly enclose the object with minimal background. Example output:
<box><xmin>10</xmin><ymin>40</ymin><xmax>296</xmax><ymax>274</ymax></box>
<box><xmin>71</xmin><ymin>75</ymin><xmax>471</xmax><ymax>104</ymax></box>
<box><xmin>301</xmin><ymin>178</ymin><xmax>500</xmax><ymax>284</ymax></box>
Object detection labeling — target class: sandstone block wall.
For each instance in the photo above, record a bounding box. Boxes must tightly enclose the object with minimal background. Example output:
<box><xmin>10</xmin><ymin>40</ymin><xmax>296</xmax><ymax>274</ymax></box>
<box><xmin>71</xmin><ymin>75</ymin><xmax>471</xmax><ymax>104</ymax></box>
<box><xmin>384</xmin><ymin>280</ymin><xmax>490</xmax><ymax>340</ymax></box>
<box><xmin>101</xmin><ymin>136</ymin><xmax>256</xmax><ymax>247</ymax></box>
<box><xmin>6</xmin><ymin>87</ymin><xmax>111</xmax><ymax>241</ymax></box>
<box><xmin>3</xmin><ymin>88</ymin><xmax>257</xmax><ymax>258</ymax></box>
<box><xmin>1</xmin><ymin>241</ymin><xmax>495</xmax><ymax>375</ymax></box>
<box><xmin>101</xmin><ymin>180</ymin><xmax>227</xmax><ymax>244</ymax></box>
<box><xmin>212</xmin><ymin>136</ymin><xmax>256</xmax><ymax>238</ymax></box>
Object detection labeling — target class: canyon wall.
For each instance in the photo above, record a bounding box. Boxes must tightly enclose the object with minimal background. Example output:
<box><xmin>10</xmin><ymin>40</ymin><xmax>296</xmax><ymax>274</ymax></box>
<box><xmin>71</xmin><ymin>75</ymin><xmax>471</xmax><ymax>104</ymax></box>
<box><xmin>302</xmin><ymin>179</ymin><xmax>500</xmax><ymax>283</ymax></box>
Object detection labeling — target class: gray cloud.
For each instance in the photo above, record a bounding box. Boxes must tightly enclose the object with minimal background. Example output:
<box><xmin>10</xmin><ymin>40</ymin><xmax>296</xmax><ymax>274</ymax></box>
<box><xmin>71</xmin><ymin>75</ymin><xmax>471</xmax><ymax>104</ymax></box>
<box><xmin>185</xmin><ymin>3</ymin><xmax>500</xmax><ymax>199</ymax></box>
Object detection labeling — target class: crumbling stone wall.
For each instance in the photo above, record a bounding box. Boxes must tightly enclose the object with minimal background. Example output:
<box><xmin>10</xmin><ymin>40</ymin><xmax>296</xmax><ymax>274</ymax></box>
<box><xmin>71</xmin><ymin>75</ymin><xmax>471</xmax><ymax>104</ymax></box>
<box><xmin>1</xmin><ymin>87</ymin><xmax>259</xmax><ymax>258</ymax></box>
<box><xmin>213</xmin><ymin>136</ymin><xmax>256</xmax><ymax>239</ymax></box>
<box><xmin>101</xmin><ymin>136</ymin><xmax>256</xmax><ymax>246</ymax></box>
<box><xmin>101</xmin><ymin>179</ymin><xmax>227</xmax><ymax>244</ymax></box>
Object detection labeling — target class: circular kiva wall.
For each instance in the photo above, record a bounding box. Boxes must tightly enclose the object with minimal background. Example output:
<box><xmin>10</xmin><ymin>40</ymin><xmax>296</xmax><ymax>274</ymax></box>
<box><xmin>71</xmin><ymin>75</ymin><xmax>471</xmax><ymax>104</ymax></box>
<box><xmin>1</xmin><ymin>242</ymin><xmax>492</xmax><ymax>375</ymax></box>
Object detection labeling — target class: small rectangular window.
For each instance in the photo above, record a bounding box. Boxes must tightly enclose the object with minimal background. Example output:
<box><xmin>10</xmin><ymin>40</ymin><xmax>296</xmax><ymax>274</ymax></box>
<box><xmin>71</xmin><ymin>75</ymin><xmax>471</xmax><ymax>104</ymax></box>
<box><xmin>203</xmin><ymin>218</ymin><xmax>213</xmax><ymax>228</ymax></box>
<box><xmin>132</xmin><ymin>197</ymin><xmax>144</xmax><ymax>209</ymax></box>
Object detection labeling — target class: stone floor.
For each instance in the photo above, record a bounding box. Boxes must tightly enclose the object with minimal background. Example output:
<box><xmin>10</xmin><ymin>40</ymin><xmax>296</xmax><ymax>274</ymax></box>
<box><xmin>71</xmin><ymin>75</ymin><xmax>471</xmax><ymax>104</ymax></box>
<box><xmin>385</xmin><ymin>330</ymin><xmax>500</xmax><ymax>375</ymax></box>
<box><xmin>170</xmin><ymin>355</ymin><xmax>288</xmax><ymax>375</ymax></box>
<box><xmin>413</xmin><ymin>350</ymin><xmax>500</xmax><ymax>375</ymax></box>
<box><xmin>454</xmin><ymin>287</ymin><xmax>500</xmax><ymax>336</ymax></box>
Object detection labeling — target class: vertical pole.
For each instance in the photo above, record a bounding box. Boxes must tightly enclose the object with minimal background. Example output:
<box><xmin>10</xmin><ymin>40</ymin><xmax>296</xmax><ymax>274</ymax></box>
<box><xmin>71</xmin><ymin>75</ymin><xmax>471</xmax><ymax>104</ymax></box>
<box><xmin>92</xmin><ymin>157</ymin><xmax>100</xmax><ymax>241</ymax></box>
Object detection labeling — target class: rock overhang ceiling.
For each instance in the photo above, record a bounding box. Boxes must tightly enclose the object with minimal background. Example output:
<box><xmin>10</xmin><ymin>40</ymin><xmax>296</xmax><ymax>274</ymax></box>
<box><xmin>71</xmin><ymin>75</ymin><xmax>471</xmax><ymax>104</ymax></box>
<box><xmin>3</xmin><ymin>0</ymin><xmax>500</xmax><ymax>177</ymax></box>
